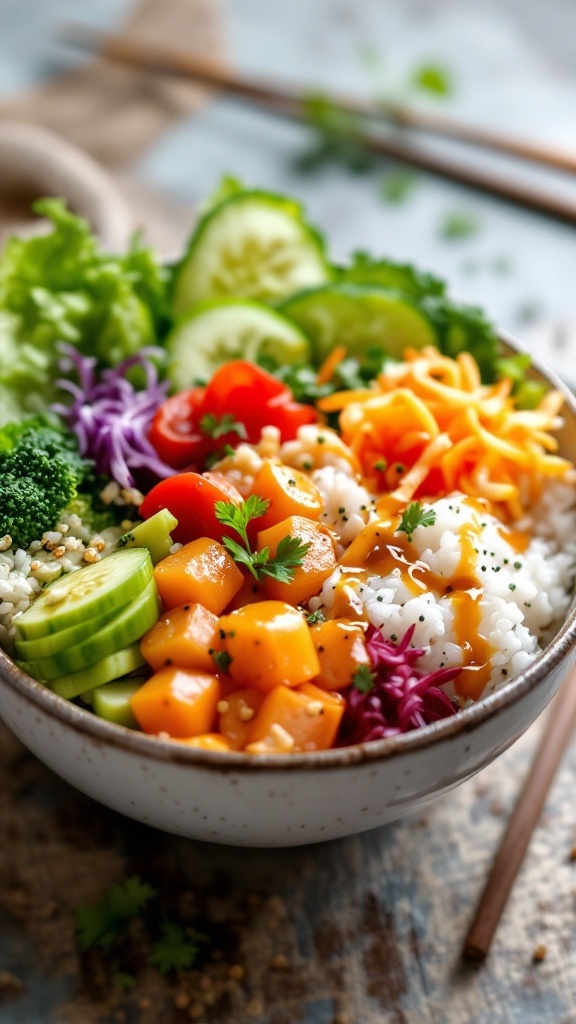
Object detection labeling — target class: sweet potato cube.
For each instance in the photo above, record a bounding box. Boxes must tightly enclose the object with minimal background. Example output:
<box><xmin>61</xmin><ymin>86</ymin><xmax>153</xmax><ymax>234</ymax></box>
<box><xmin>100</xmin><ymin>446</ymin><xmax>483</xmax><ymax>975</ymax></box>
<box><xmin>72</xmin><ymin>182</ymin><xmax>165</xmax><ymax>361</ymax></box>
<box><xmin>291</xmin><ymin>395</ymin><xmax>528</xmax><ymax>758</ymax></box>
<box><xmin>256</xmin><ymin>515</ymin><xmax>337</xmax><ymax>606</ymax></box>
<box><xmin>130</xmin><ymin>667</ymin><xmax>220</xmax><ymax>738</ymax></box>
<box><xmin>245</xmin><ymin>681</ymin><xmax>345</xmax><ymax>753</ymax></box>
<box><xmin>309</xmin><ymin>619</ymin><xmax>370</xmax><ymax>690</ymax></box>
<box><xmin>153</xmin><ymin>538</ymin><xmax>243</xmax><ymax>613</ymax></box>
<box><xmin>218</xmin><ymin>687</ymin><xmax>265</xmax><ymax>750</ymax></box>
<box><xmin>178</xmin><ymin>733</ymin><xmax>232</xmax><ymax>751</ymax></box>
<box><xmin>141</xmin><ymin>602</ymin><xmax>219</xmax><ymax>673</ymax></box>
<box><xmin>219</xmin><ymin>600</ymin><xmax>320</xmax><ymax>691</ymax></box>
<box><xmin>250</xmin><ymin>460</ymin><xmax>323</xmax><ymax>531</ymax></box>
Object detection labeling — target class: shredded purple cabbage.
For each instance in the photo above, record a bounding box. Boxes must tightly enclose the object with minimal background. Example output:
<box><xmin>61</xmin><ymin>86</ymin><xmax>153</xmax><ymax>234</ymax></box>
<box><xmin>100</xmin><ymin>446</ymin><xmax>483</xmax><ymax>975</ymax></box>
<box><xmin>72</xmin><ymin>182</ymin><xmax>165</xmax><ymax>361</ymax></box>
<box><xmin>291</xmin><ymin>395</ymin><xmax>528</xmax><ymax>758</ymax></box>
<box><xmin>339</xmin><ymin>625</ymin><xmax>460</xmax><ymax>744</ymax></box>
<box><xmin>52</xmin><ymin>344</ymin><xmax>174</xmax><ymax>489</ymax></box>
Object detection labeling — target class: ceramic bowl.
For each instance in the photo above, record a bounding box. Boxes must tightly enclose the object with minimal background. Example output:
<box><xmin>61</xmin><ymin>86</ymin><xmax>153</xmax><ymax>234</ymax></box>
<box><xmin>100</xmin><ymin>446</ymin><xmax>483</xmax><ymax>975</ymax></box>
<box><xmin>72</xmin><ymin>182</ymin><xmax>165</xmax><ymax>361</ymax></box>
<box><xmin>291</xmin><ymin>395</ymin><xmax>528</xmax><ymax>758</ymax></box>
<box><xmin>1</xmin><ymin>334</ymin><xmax>575</xmax><ymax>847</ymax></box>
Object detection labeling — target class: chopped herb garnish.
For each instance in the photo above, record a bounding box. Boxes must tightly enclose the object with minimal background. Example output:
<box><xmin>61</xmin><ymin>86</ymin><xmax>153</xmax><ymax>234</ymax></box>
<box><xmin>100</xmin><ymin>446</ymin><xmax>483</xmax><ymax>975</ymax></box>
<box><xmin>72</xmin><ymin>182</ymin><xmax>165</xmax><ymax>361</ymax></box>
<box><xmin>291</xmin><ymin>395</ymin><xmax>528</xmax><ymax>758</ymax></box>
<box><xmin>148</xmin><ymin>920</ymin><xmax>206</xmax><ymax>975</ymax></box>
<box><xmin>439</xmin><ymin>209</ymin><xmax>481</xmax><ymax>241</ymax></box>
<box><xmin>352</xmin><ymin>664</ymin><xmax>377</xmax><ymax>693</ymax></box>
<box><xmin>411</xmin><ymin>62</ymin><xmax>453</xmax><ymax>97</ymax></box>
<box><xmin>380</xmin><ymin>169</ymin><xmax>418</xmax><ymax>205</ymax></box>
<box><xmin>211</xmin><ymin>650</ymin><xmax>233</xmax><ymax>672</ymax></box>
<box><xmin>200</xmin><ymin>413</ymin><xmax>247</xmax><ymax>441</ymax></box>
<box><xmin>307</xmin><ymin>609</ymin><xmax>326</xmax><ymax>625</ymax></box>
<box><xmin>396</xmin><ymin>502</ymin><xmax>437</xmax><ymax>541</ymax></box>
<box><xmin>75</xmin><ymin>876</ymin><xmax>157</xmax><ymax>951</ymax></box>
<box><xmin>214</xmin><ymin>497</ymin><xmax>310</xmax><ymax>584</ymax></box>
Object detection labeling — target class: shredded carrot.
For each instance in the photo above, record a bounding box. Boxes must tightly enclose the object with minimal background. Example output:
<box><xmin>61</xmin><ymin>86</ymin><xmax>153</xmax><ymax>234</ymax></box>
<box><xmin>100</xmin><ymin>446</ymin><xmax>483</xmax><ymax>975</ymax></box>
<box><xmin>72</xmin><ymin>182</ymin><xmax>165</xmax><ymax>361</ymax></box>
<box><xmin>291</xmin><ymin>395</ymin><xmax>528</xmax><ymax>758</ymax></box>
<box><xmin>316</xmin><ymin>344</ymin><xmax>348</xmax><ymax>386</ymax></box>
<box><xmin>325</xmin><ymin>346</ymin><xmax>571</xmax><ymax>519</ymax></box>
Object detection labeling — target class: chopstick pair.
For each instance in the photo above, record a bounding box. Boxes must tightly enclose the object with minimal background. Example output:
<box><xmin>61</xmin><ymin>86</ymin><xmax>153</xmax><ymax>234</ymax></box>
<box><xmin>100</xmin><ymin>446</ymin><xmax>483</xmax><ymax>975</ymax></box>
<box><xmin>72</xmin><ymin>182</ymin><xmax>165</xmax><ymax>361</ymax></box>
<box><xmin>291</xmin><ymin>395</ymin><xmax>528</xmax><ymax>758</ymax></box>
<box><xmin>60</xmin><ymin>24</ymin><xmax>576</xmax><ymax>226</ymax></box>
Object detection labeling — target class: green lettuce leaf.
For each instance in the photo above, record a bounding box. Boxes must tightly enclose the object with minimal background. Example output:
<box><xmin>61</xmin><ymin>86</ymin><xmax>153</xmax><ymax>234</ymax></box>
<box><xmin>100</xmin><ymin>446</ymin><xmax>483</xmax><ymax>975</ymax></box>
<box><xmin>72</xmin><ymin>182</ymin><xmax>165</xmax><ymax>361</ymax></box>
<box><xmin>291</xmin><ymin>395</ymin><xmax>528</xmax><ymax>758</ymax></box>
<box><xmin>0</xmin><ymin>199</ymin><xmax>169</xmax><ymax>419</ymax></box>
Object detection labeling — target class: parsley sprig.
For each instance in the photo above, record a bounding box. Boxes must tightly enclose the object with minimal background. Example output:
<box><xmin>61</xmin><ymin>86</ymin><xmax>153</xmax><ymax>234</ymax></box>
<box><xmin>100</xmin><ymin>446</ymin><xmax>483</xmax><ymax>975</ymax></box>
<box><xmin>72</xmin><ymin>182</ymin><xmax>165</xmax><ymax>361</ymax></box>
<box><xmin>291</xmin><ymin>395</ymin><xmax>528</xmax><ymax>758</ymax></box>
<box><xmin>148</xmin><ymin>920</ymin><xmax>206</xmax><ymax>975</ymax></box>
<box><xmin>352</xmin><ymin>665</ymin><xmax>377</xmax><ymax>693</ymax></box>
<box><xmin>200</xmin><ymin>412</ymin><xmax>247</xmax><ymax>441</ymax></box>
<box><xmin>214</xmin><ymin>496</ymin><xmax>310</xmax><ymax>583</ymax></box>
<box><xmin>75</xmin><ymin>876</ymin><xmax>157</xmax><ymax>951</ymax></box>
<box><xmin>396</xmin><ymin>502</ymin><xmax>437</xmax><ymax>542</ymax></box>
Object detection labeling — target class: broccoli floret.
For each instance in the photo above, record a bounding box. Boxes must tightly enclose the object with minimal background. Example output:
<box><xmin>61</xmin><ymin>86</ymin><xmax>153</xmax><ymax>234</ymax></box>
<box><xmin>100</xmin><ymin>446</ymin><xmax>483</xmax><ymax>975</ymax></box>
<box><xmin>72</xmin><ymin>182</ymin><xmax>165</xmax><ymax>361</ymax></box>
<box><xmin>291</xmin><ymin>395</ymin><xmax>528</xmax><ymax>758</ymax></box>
<box><xmin>65</xmin><ymin>494</ymin><xmax>119</xmax><ymax>534</ymax></box>
<box><xmin>0</xmin><ymin>441</ymin><xmax>79</xmax><ymax>549</ymax></box>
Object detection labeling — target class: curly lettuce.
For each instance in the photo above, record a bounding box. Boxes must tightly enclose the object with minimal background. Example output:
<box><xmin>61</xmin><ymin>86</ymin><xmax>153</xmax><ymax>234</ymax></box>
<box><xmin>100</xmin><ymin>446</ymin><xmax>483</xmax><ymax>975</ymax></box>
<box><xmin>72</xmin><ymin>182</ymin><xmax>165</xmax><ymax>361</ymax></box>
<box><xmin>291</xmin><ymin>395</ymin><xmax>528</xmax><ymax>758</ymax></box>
<box><xmin>0</xmin><ymin>199</ymin><xmax>169</xmax><ymax>423</ymax></box>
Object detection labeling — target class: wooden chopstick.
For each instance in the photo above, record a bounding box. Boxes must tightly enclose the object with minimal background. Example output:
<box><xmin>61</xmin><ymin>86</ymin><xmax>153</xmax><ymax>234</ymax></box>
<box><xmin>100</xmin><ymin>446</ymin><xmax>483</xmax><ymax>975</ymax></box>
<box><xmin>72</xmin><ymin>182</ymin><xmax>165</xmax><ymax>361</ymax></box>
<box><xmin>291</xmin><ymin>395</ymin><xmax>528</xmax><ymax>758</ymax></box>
<box><xmin>60</xmin><ymin>23</ymin><xmax>576</xmax><ymax>177</ymax></box>
<box><xmin>463</xmin><ymin>667</ymin><xmax>576</xmax><ymax>961</ymax></box>
<box><xmin>59</xmin><ymin>25</ymin><xmax>576</xmax><ymax>228</ymax></box>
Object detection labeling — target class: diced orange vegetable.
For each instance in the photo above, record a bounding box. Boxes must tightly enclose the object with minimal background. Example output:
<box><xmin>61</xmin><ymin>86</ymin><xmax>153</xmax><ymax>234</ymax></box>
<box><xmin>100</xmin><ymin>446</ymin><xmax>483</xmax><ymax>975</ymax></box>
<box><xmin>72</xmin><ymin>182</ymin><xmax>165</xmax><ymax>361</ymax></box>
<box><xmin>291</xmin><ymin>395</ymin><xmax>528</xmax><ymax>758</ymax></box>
<box><xmin>250</xmin><ymin>460</ymin><xmax>323</xmax><ymax>531</ymax></box>
<box><xmin>140</xmin><ymin>602</ymin><xmax>219</xmax><ymax>673</ymax></box>
<box><xmin>222</xmin><ymin>573</ymin><xmax>267</xmax><ymax>612</ymax></box>
<box><xmin>153</xmin><ymin>538</ymin><xmax>243</xmax><ymax>614</ymax></box>
<box><xmin>218</xmin><ymin>688</ymin><xmax>265</xmax><ymax>750</ymax></box>
<box><xmin>256</xmin><ymin>516</ymin><xmax>337</xmax><ymax>605</ymax></box>
<box><xmin>245</xmin><ymin>681</ymin><xmax>345</xmax><ymax>753</ymax></box>
<box><xmin>309</xmin><ymin>619</ymin><xmax>370</xmax><ymax>690</ymax></box>
<box><xmin>130</xmin><ymin>667</ymin><xmax>220</xmax><ymax>737</ymax></box>
<box><xmin>178</xmin><ymin>733</ymin><xmax>232</xmax><ymax>752</ymax></box>
<box><xmin>219</xmin><ymin>600</ymin><xmax>320</xmax><ymax>691</ymax></box>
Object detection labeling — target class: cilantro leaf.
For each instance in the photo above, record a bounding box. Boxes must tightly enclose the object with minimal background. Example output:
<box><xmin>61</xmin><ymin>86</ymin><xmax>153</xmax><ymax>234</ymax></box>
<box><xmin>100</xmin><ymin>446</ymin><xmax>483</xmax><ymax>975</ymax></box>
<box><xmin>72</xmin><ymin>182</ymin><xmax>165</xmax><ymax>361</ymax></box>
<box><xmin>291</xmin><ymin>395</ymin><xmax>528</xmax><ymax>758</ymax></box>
<box><xmin>396</xmin><ymin>502</ymin><xmax>437</xmax><ymax>541</ymax></box>
<box><xmin>257</xmin><ymin>535</ymin><xmax>311</xmax><ymax>584</ymax></box>
<box><xmin>215</xmin><ymin>498</ymin><xmax>309</xmax><ymax>583</ymax></box>
<box><xmin>200</xmin><ymin>413</ymin><xmax>247</xmax><ymax>441</ymax></box>
<box><xmin>148</xmin><ymin>920</ymin><xmax>205</xmax><ymax>975</ymax></box>
<box><xmin>75</xmin><ymin>876</ymin><xmax>157</xmax><ymax>951</ymax></box>
<box><xmin>352</xmin><ymin>665</ymin><xmax>376</xmax><ymax>693</ymax></box>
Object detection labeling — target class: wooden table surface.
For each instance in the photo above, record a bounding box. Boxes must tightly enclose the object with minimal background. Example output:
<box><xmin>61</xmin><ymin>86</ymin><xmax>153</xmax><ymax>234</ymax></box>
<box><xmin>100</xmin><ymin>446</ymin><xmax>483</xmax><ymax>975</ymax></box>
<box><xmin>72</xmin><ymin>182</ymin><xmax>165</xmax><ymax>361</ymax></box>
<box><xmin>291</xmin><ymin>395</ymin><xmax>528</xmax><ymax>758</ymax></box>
<box><xmin>3</xmin><ymin>1</ymin><xmax>576</xmax><ymax>1021</ymax></box>
<box><xmin>3</xmin><ymin>703</ymin><xmax>576</xmax><ymax>1024</ymax></box>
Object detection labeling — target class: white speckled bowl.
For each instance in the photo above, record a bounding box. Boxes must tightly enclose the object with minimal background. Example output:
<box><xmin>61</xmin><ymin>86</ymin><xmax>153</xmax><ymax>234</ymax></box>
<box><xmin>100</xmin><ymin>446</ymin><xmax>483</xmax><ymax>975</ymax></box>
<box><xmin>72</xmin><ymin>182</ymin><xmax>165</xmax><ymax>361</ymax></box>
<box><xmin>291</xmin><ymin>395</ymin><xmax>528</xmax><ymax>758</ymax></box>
<box><xmin>1</xmin><ymin>334</ymin><xmax>575</xmax><ymax>846</ymax></box>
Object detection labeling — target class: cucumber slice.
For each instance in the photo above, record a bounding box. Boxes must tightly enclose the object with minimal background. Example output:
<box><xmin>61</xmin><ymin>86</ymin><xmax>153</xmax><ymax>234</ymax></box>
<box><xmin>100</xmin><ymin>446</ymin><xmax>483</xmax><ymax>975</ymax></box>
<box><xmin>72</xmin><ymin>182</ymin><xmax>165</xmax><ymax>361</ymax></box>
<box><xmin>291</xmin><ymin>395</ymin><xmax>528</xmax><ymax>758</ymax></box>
<box><xmin>118</xmin><ymin>509</ymin><xmax>178</xmax><ymax>565</ymax></box>
<box><xmin>31</xmin><ymin>580</ymin><xmax>160</xmax><ymax>680</ymax></box>
<box><xmin>15</xmin><ymin>548</ymin><xmax>153</xmax><ymax>642</ymax></box>
<box><xmin>166</xmin><ymin>299</ymin><xmax>311</xmax><ymax>388</ymax></box>
<box><xmin>279</xmin><ymin>283</ymin><xmax>437</xmax><ymax>364</ymax></box>
<box><xmin>48</xmin><ymin>645</ymin><xmax>147</xmax><ymax>702</ymax></box>
<box><xmin>171</xmin><ymin>191</ymin><xmax>330</xmax><ymax>315</ymax></box>
<box><xmin>15</xmin><ymin>605</ymin><xmax>117</xmax><ymax>662</ymax></box>
<box><xmin>92</xmin><ymin>678</ymin><xmax>146</xmax><ymax>729</ymax></box>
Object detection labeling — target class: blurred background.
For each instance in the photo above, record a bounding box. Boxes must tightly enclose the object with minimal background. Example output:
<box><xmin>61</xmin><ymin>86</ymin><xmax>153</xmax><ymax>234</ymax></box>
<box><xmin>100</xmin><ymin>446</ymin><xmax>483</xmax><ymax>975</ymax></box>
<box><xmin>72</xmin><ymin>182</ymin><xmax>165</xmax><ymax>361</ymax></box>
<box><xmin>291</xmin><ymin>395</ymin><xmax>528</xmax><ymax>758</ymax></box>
<box><xmin>2</xmin><ymin>0</ymin><xmax>576</xmax><ymax>373</ymax></box>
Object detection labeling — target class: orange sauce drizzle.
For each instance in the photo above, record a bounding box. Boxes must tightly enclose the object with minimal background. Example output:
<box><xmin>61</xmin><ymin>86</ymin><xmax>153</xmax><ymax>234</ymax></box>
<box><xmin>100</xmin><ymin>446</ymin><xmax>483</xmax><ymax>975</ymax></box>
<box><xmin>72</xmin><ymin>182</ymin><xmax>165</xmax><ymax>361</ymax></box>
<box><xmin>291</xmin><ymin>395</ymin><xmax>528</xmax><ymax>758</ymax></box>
<box><xmin>338</xmin><ymin>506</ymin><xmax>499</xmax><ymax>700</ymax></box>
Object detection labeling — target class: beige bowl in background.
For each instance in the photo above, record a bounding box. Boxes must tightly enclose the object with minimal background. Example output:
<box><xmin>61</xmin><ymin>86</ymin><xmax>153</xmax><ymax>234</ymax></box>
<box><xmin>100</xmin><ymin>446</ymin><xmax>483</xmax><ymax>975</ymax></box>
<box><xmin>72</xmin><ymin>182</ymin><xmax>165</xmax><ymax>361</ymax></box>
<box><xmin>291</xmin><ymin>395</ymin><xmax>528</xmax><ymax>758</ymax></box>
<box><xmin>0</xmin><ymin>121</ymin><xmax>132</xmax><ymax>250</ymax></box>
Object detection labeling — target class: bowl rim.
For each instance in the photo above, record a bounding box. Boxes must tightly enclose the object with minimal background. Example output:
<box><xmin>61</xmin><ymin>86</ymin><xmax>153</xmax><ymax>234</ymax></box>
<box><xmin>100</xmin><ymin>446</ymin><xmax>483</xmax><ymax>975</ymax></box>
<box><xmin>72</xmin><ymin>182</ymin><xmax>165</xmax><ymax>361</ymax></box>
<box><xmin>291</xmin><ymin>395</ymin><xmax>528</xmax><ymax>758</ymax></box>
<box><xmin>1</xmin><ymin>329</ymin><xmax>575</xmax><ymax>772</ymax></box>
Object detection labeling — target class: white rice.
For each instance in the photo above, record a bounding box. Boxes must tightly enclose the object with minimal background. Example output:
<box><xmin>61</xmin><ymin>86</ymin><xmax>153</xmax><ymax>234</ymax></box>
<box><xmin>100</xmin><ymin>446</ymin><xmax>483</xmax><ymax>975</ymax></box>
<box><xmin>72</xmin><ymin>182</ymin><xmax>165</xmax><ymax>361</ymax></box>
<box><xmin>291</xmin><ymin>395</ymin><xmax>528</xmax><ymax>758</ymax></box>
<box><xmin>313</xmin><ymin>482</ymin><xmax>576</xmax><ymax>697</ymax></box>
<box><xmin>311</xmin><ymin>466</ymin><xmax>377</xmax><ymax>546</ymax></box>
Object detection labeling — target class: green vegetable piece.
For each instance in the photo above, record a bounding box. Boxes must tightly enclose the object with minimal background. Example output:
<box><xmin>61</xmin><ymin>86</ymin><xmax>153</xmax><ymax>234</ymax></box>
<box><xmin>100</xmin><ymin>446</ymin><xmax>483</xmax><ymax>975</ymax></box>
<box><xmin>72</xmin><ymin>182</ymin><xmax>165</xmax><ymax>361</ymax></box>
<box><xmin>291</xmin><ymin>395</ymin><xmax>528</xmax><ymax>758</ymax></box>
<box><xmin>166</xmin><ymin>298</ymin><xmax>311</xmax><ymax>389</ymax></box>
<box><xmin>171</xmin><ymin>189</ymin><xmax>330</xmax><ymax>314</ymax></box>
<box><xmin>15</xmin><ymin>606</ymin><xmax>118</xmax><ymax>662</ymax></box>
<box><xmin>439</xmin><ymin>209</ymin><xmax>481</xmax><ymax>241</ymax></box>
<box><xmin>15</xmin><ymin>548</ymin><xmax>153</xmax><ymax>641</ymax></box>
<box><xmin>352</xmin><ymin>664</ymin><xmax>376</xmax><ymax>693</ymax></box>
<box><xmin>279</xmin><ymin>283</ymin><xmax>437</xmax><ymax>366</ymax></box>
<box><xmin>336</xmin><ymin>252</ymin><xmax>445</xmax><ymax>297</ymax></box>
<box><xmin>0</xmin><ymin>199</ymin><xmax>168</xmax><ymax>417</ymax></box>
<box><xmin>30</xmin><ymin>580</ymin><xmax>160</xmax><ymax>679</ymax></box>
<box><xmin>410</xmin><ymin>62</ymin><xmax>453</xmax><ymax>97</ymax></box>
<box><xmin>119</xmin><ymin>508</ymin><xmax>178</xmax><ymax>565</ymax></box>
<box><xmin>0</xmin><ymin>429</ymin><xmax>82</xmax><ymax>550</ymax></box>
<box><xmin>48</xmin><ymin>645</ymin><xmax>147</xmax><ymax>701</ymax></box>
<box><xmin>92</xmin><ymin>679</ymin><xmax>146</xmax><ymax>729</ymax></box>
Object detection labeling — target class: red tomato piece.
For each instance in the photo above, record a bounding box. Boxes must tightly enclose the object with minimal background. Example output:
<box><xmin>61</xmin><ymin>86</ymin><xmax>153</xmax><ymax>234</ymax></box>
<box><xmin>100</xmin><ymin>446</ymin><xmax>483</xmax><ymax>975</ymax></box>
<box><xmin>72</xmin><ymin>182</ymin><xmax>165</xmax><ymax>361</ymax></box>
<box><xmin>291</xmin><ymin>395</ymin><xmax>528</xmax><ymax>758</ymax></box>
<box><xmin>203</xmin><ymin>361</ymin><xmax>318</xmax><ymax>443</ymax></box>
<box><xmin>148</xmin><ymin>388</ymin><xmax>210</xmax><ymax>469</ymax></box>
<box><xmin>139</xmin><ymin>472</ymin><xmax>243</xmax><ymax>545</ymax></box>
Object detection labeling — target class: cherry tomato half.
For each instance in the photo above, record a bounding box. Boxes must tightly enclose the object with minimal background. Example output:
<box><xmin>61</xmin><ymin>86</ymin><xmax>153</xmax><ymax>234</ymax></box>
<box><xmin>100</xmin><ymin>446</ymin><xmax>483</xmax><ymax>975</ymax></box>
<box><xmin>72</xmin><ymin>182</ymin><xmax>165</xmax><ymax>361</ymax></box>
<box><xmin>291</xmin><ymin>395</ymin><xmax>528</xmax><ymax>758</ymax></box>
<box><xmin>140</xmin><ymin>472</ymin><xmax>243</xmax><ymax>545</ymax></box>
<box><xmin>148</xmin><ymin>388</ymin><xmax>209</xmax><ymax>469</ymax></box>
